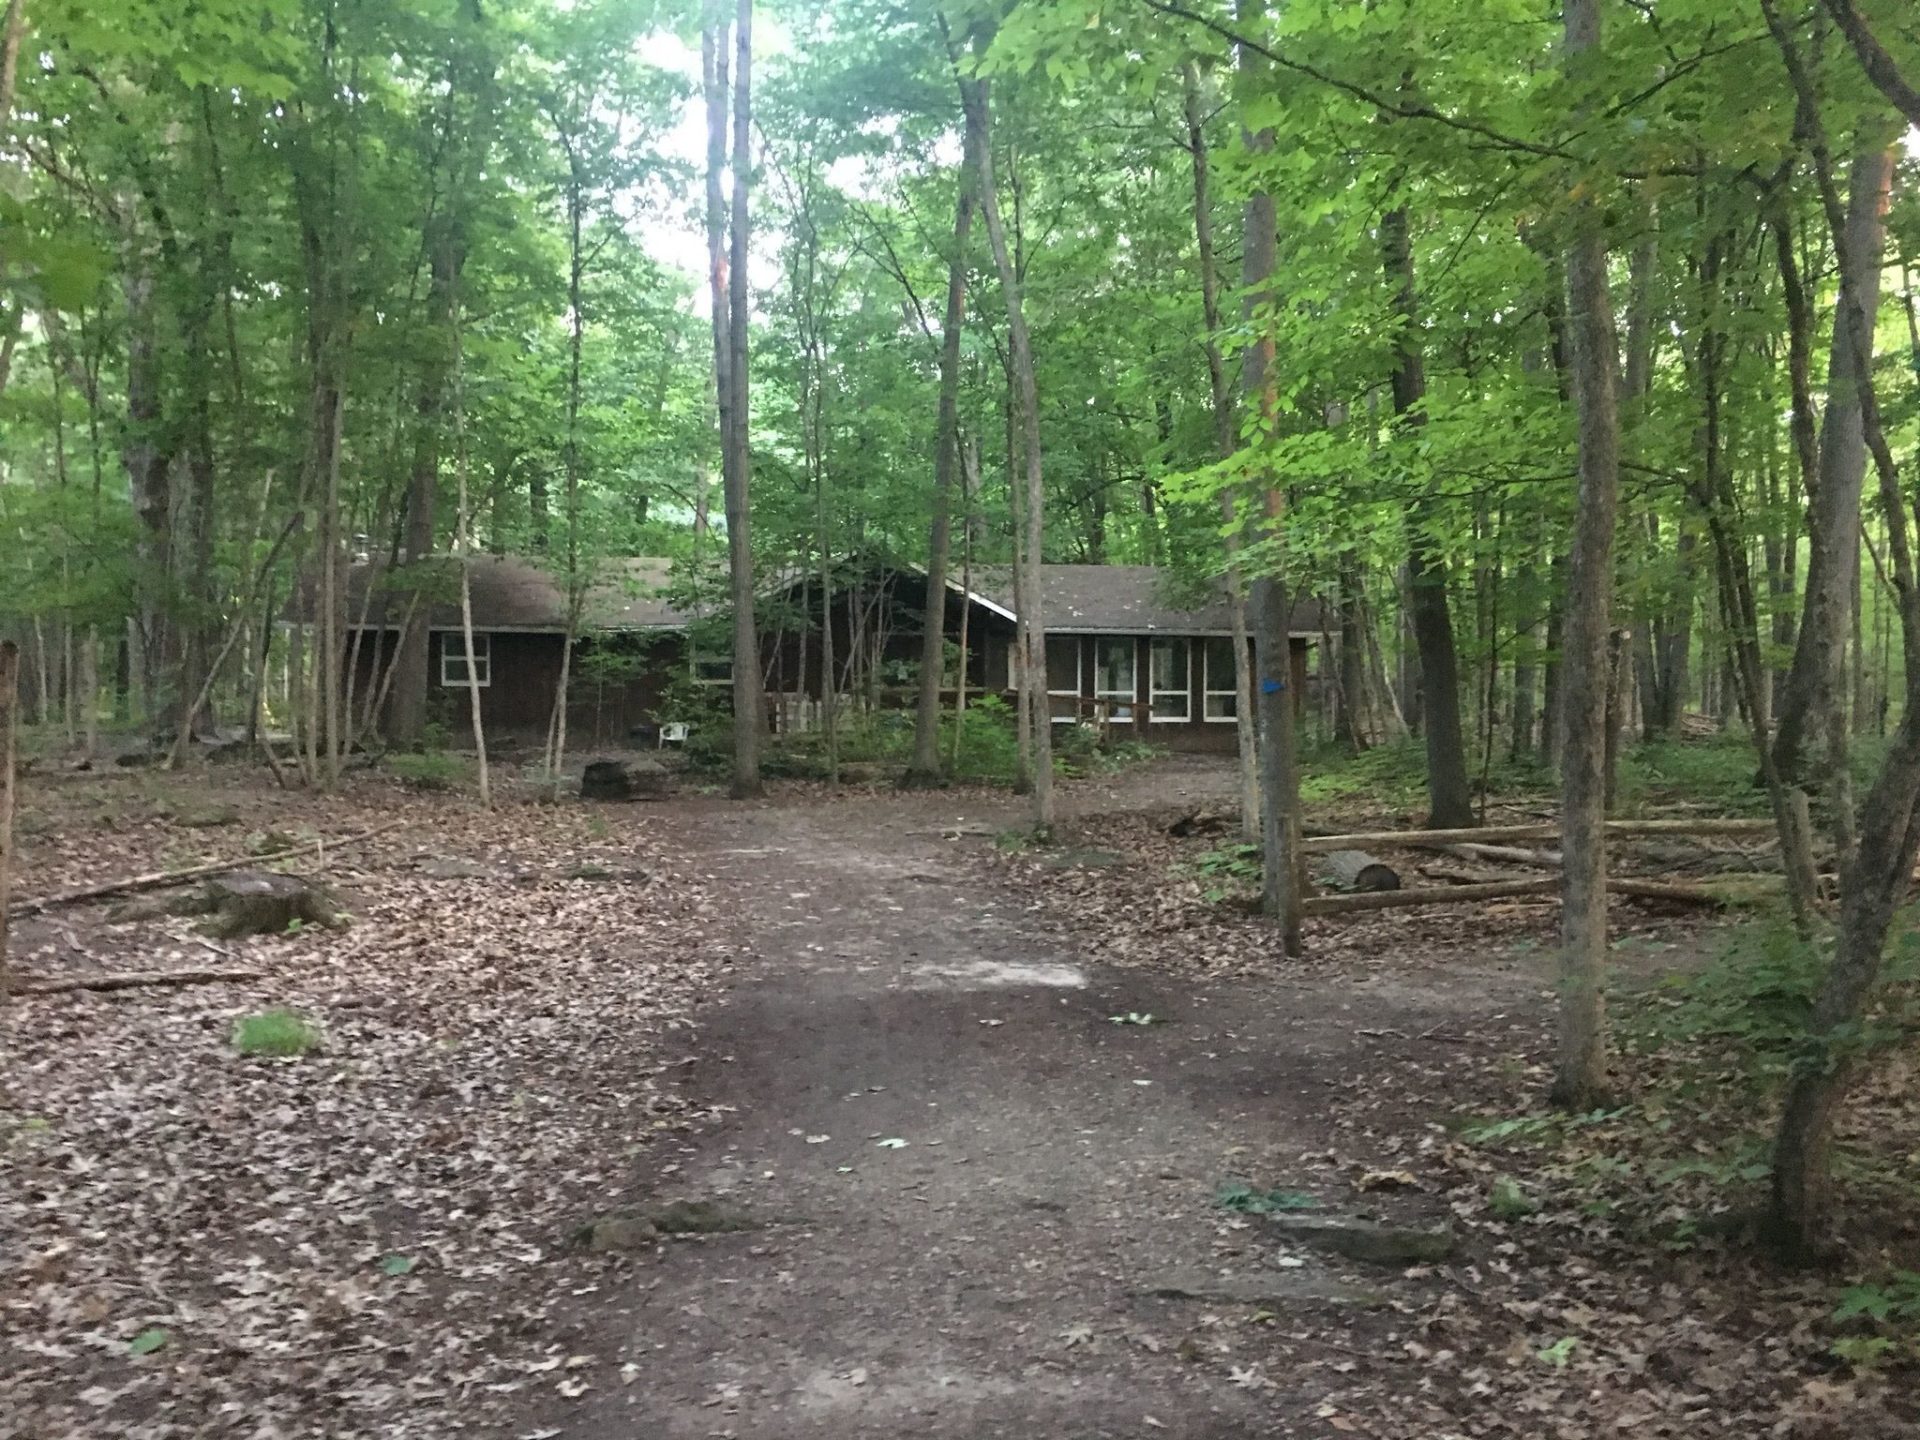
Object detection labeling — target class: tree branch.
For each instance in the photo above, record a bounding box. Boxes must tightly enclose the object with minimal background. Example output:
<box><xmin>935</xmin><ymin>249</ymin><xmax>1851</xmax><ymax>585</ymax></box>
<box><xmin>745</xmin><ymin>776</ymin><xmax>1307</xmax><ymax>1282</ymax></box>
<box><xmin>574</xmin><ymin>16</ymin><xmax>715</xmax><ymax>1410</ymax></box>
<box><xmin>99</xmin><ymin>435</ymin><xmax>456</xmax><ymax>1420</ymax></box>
<box><xmin>1822</xmin><ymin>0</ymin><xmax>1920</xmax><ymax>128</ymax></box>
<box><xmin>1135</xmin><ymin>0</ymin><xmax>1572</xmax><ymax>161</ymax></box>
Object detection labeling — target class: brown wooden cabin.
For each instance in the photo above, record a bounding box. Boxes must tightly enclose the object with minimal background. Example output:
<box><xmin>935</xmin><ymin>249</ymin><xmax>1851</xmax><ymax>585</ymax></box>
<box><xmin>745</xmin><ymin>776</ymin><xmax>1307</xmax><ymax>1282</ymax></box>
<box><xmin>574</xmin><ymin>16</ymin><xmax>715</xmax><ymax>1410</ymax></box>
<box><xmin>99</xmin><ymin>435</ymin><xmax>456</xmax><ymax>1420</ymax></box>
<box><xmin>308</xmin><ymin>555</ymin><xmax>1321</xmax><ymax>753</ymax></box>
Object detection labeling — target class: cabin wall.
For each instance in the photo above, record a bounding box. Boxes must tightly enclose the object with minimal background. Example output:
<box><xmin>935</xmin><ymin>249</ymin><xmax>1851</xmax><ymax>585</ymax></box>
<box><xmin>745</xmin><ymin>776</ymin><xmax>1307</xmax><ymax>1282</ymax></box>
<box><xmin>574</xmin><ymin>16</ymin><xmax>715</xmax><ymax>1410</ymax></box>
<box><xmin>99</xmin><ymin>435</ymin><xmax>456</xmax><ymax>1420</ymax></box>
<box><xmin>344</xmin><ymin>628</ymin><xmax>691</xmax><ymax>749</ymax></box>
<box><xmin>1020</xmin><ymin>633</ymin><xmax>1312</xmax><ymax>754</ymax></box>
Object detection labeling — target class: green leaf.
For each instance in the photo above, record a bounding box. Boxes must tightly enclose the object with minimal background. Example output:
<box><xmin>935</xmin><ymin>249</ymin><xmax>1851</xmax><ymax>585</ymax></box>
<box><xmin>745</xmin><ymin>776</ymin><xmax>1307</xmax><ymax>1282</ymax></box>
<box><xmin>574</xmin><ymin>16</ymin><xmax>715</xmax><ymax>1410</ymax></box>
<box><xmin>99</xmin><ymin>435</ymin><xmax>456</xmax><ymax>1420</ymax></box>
<box><xmin>129</xmin><ymin>1326</ymin><xmax>170</xmax><ymax>1355</ymax></box>
<box><xmin>380</xmin><ymin>1254</ymin><xmax>418</xmax><ymax>1277</ymax></box>
<box><xmin>1537</xmin><ymin>1336</ymin><xmax>1577</xmax><ymax>1368</ymax></box>
<box><xmin>1213</xmin><ymin>1181</ymin><xmax>1317</xmax><ymax>1214</ymax></box>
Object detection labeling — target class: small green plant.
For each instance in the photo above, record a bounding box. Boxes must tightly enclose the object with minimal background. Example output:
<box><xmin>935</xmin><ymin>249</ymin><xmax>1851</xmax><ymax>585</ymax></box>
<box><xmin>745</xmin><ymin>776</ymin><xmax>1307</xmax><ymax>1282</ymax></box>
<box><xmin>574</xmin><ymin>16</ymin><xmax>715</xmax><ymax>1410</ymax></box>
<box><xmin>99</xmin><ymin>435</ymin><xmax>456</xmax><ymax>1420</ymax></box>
<box><xmin>1213</xmin><ymin>1180</ymin><xmax>1318</xmax><ymax>1214</ymax></box>
<box><xmin>128</xmin><ymin>1326</ymin><xmax>170</xmax><ymax>1356</ymax></box>
<box><xmin>388</xmin><ymin>751</ymin><xmax>466</xmax><ymax>792</ymax></box>
<box><xmin>1488</xmin><ymin>1175</ymin><xmax>1539</xmax><ymax>1219</ymax></box>
<box><xmin>232</xmin><ymin>1008</ymin><xmax>322</xmax><ymax>1058</ymax></box>
<box><xmin>1537</xmin><ymin>1336</ymin><xmax>1578</xmax><ymax>1368</ymax></box>
<box><xmin>1831</xmin><ymin>1272</ymin><xmax>1920</xmax><ymax>1370</ymax></box>
<box><xmin>1193</xmin><ymin>843</ymin><xmax>1261</xmax><ymax>901</ymax></box>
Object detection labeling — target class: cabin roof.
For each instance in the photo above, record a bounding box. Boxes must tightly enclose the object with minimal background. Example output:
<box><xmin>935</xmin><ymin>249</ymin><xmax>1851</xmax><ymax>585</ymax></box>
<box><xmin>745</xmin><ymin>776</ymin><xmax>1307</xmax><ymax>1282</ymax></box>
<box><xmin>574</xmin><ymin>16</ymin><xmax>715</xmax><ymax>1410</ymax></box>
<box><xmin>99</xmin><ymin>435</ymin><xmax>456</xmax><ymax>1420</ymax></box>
<box><xmin>315</xmin><ymin>555</ymin><xmax>1324</xmax><ymax>639</ymax></box>
<box><xmin>969</xmin><ymin>564</ymin><xmax>1325</xmax><ymax>638</ymax></box>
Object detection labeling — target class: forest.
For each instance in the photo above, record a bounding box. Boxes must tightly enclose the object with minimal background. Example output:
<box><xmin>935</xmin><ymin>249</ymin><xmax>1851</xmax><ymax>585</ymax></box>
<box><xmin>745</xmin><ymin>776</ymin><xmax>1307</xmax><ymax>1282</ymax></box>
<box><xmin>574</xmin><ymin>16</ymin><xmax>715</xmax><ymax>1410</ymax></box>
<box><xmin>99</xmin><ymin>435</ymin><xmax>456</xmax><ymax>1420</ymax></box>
<box><xmin>4</xmin><ymin>0</ymin><xmax>1920</xmax><ymax>1435</ymax></box>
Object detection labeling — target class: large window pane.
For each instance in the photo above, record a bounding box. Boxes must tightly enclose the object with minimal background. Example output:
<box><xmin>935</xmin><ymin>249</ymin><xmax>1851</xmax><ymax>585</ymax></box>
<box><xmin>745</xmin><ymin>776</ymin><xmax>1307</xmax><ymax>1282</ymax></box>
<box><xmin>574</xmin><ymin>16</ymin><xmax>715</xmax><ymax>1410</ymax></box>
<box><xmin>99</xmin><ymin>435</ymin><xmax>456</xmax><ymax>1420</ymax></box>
<box><xmin>1150</xmin><ymin>638</ymin><xmax>1190</xmax><ymax>722</ymax></box>
<box><xmin>1203</xmin><ymin>635</ymin><xmax>1237</xmax><ymax>721</ymax></box>
<box><xmin>1046</xmin><ymin>638</ymin><xmax>1081</xmax><ymax>693</ymax></box>
<box><xmin>1094</xmin><ymin>637</ymin><xmax>1135</xmax><ymax>698</ymax></box>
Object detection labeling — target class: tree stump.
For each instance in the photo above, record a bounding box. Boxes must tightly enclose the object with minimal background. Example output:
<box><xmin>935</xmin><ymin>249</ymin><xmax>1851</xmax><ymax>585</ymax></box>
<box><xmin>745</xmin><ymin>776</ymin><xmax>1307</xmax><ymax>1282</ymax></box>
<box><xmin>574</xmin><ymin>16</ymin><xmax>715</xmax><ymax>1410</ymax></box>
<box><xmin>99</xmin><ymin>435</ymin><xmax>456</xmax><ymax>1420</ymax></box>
<box><xmin>201</xmin><ymin>872</ymin><xmax>344</xmax><ymax>939</ymax></box>
<box><xmin>1319</xmin><ymin>849</ymin><xmax>1401</xmax><ymax>892</ymax></box>
<box><xmin>581</xmin><ymin>758</ymin><xmax>674</xmax><ymax>801</ymax></box>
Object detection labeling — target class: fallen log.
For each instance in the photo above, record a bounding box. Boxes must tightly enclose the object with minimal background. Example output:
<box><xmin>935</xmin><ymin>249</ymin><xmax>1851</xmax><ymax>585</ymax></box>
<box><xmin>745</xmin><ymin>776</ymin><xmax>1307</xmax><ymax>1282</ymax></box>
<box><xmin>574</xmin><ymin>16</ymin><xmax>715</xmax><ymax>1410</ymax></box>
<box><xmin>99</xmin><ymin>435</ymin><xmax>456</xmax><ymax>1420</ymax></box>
<box><xmin>1300</xmin><ymin>818</ymin><xmax>1776</xmax><ymax>854</ymax></box>
<box><xmin>1606</xmin><ymin>876</ymin><xmax>1738</xmax><ymax>906</ymax></box>
<box><xmin>1320</xmin><ymin>849</ymin><xmax>1401</xmax><ymax>892</ymax></box>
<box><xmin>19</xmin><ymin>967</ymin><xmax>265</xmax><ymax>996</ymax></box>
<box><xmin>8</xmin><ymin>818</ymin><xmax>404</xmax><ymax>918</ymax></box>
<box><xmin>1303</xmin><ymin>873</ymin><xmax>1735</xmax><ymax>917</ymax></box>
<box><xmin>1303</xmin><ymin>878</ymin><xmax>1556</xmax><ymax>915</ymax></box>
<box><xmin>1418</xmin><ymin>862</ymin><xmax>1504</xmax><ymax>886</ymax></box>
<box><xmin>1445</xmin><ymin>842</ymin><xmax>1563</xmax><ymax>869</ymax></box>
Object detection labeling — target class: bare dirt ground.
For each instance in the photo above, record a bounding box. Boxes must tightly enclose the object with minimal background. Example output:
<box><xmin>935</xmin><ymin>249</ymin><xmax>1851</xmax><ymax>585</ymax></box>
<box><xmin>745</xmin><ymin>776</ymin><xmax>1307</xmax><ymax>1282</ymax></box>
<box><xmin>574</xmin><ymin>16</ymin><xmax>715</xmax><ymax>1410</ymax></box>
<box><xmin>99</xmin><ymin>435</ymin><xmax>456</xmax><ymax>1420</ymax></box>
<box><xmin>517</xmin><ymin>758</ymin><xmax>1910</xmax><ymax>1440</ymax></box>
<box><xmin>5</xmin><ymin>756</ymin><xmax>1911</xmax><ymax>1439</ymax></box>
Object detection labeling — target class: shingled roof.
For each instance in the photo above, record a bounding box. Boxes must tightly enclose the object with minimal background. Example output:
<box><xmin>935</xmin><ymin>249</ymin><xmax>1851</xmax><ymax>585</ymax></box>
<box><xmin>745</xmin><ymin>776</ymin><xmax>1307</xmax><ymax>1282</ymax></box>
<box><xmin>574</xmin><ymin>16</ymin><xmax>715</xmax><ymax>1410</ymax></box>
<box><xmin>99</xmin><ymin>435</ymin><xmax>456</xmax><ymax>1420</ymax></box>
<box><xmin>331</xmin><ymin>556</ymin><xmax>696</xmax><ymax>633</ymax></box>
<box><xmin>323</xmin><ymin>555</ymin><xmax>1324</xmax><ymax>638</ymax></box>
<box><xmin>970</xmin><ymin>564</ymin><xmax>1325</xmax><ymax>637</ymax></box>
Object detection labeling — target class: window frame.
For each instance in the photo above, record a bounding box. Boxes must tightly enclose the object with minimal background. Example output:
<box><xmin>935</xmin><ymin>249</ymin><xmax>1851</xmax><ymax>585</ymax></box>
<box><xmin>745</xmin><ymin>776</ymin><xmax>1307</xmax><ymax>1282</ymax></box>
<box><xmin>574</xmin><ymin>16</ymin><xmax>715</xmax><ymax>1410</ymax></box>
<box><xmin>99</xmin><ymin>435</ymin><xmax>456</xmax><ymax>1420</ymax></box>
<box><xmin>690</xmin><ymin>650</ymin><xmax>734</xmax><ymax>686</ymax></box>
<box><xmin>1148</xmin><ymin>637</ymin><xmax>1191</xmax><ymax>723</ymax></box>
<box><xmin>1044</xmin><ymin>635</ymin><xmax>1082</xmax><ymax>724</ymax></box>
<box><xmin>1202</xmin><ymin>634</ymin><xmax>1239</xmax><ymax>722</ymax></box>
<box><xmin>1092</xmin><ymin>636</ymin><xmax>1138</xmax><ymax>720</ymax></box>
<box><xmin>438</xmin><ymin>631</ymin><xmax>491</xmax><ymax>689</ymax></box>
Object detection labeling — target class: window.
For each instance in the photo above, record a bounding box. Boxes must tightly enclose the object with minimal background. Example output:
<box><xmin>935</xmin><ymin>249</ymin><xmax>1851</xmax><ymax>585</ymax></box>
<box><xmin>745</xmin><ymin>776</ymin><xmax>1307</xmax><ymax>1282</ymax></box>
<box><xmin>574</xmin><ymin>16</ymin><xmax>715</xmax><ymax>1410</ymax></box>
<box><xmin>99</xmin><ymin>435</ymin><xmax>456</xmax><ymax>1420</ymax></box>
<box><xmin>1203</xmin><ymin>635</ymin><xmax>1238</xmax><ymax>721</ymax></box>
<box><xmin>1149</xmin><ymin>638</ymin><xmax>1190</xmax><ymax>722</ymax></box>
<box><xmin>439</xmin><ymin>633</ymin><xmax>490</xmax><ymax>688</ymax></box>
<box><xmin>691</xmin><ymin>651</ymin><xmax>733</xmax><ymax>685</ymax></box>
<box><xmin>1094</xmin><ymin>637</ymin><xmax>1137</xmax><ymax>720</ymax></box>
<box><xmin>1046</xmin><ymin>637</ymin><xmax>1081</xmax><ymax>723</ymax></box>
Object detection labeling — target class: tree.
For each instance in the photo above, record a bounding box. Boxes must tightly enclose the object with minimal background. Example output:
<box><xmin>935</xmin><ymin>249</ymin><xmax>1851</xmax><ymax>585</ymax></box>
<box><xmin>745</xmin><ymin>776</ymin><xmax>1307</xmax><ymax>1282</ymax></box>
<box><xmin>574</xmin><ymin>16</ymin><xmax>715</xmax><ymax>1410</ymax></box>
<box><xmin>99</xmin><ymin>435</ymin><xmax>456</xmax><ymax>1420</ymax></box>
<box><xmin>962</xmin><ymin>59</ymin><xmax>1053</xmax><ymax>833</ymax></box>
<box><xmin>1550</xmin><ymin>0</ymin><xmax>1622</xmax><ymax>1112</ymax></box>
<box><xmin>903</xmin><ymin>91</ymin><xmax>977</xmax><ymax>789</ymax></box>
<box><xmin>704</xmin><ymin>0</ymin><xmax>763</xmax><ymax>798</ymax></box>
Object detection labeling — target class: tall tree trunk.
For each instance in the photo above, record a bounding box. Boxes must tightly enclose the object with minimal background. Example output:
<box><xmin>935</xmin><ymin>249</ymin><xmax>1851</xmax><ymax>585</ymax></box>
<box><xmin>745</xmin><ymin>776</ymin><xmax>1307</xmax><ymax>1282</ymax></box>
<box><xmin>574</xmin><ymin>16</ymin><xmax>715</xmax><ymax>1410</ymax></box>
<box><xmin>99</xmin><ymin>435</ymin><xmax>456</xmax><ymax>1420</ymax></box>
<box><xmin>905</xmin><ymin>112</ymin><xmax>978</xmax><ymax>787</ymax></box>
<box><xmin>544</xmin><ymin>146</ymin><xmax>589</xmax><ymax>784</ymax></box>
<box><xmin>1762</xmin><ymin>3</ymin><xmax>1920</xmax><ymax>1251</ymax></box>
<box><xmin>451</xmin><ymin>285</ymin><xmax>489</xmax><ymax>808</ymax></box>
<box><xmin>1184</xmin><ymin>59</ymin><xmax>1261</xmax><ymax>840</ymax></box>
<box><xmin>1381</xmin><ymin>202</ymin><xmax>1474</xmax><ymax>828</ymax></box>
<box><xmin>724</xmin><ymin>0</ymin><xmax>763</xmax><ymax>797</ymax></box>
<box><xmin>317</xmin><ymin>377</ymin><xmax>345</xmax><ymax>788</ymax></box>
<box><xmin>1336</xmin><ymin>559</ymin><xmax>1371</xmax><ymax>753</ymax></box>
<box><xmin>1771</xmin><ymin>145</ymin><xmax>1895</xmax><ymax>782</ymax></box>
<box><xmin>122</xmin><ymin>262</ymin><xmax>174</xmax><ymax>725</ymax></box>
<box><xmin>1236</xmin><ymin>9</ymin><xmax>1303</xmax><ymax>946</ymax></box>
<box><xmin>1552</xmin><ymin>0</ymin><xmax>1622</xmax><ymax>1111</ymax></box>
<box><xmin>390</xmin><ymin>236</ymin><xmax>457</xmax><ymax>749</ymax></box>
<box><xmin>966</xmin><ymin>75</ymin><xmax>1052</xmax><ymax>832</ymax></box>
<box><xmin>0</xmin><ymin>0</ymin><xmax>27</xmax><ymax>124</ymax></box>
<box><xmin>951</xmin><ymin>442</ymin><xmax>978</xmax><ymax>771</ymax></box>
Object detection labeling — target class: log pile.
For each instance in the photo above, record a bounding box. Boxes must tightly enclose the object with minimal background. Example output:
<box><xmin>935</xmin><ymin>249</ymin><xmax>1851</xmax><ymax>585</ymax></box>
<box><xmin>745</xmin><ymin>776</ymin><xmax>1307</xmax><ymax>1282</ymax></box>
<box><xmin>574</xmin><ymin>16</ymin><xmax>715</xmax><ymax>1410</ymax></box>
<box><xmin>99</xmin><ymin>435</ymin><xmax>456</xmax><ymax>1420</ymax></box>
<box><xmin>1295</xmin><ymin>816</ymin><xmax>1787</xmax><ymax>917</ymax></box>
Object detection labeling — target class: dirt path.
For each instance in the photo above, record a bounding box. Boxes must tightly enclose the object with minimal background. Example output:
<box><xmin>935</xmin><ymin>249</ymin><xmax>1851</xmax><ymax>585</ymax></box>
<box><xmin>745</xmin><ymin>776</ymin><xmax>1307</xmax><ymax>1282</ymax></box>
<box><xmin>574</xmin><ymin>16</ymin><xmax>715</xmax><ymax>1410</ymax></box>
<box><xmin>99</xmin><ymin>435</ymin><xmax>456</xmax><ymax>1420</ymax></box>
<box><xmin>531</xmin><ymin>771</ymin><xmax>1551</xmax><ymax>1439</ymax></box>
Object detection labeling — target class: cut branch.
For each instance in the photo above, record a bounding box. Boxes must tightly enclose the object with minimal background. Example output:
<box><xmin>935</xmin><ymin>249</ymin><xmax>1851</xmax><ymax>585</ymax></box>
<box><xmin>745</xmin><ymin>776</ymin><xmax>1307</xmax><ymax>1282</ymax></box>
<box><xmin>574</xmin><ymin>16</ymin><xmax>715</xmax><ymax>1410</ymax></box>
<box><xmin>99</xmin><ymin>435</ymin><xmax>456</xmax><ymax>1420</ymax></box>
<box><xmin>19</xmin><ymin>968</ymin><xmax>264</xmax><ymax>996</ymax></box>
<box><xmin>8</xmin><ymin>819</ymin><xmax>403</xmax><ymax>917</ymax></box>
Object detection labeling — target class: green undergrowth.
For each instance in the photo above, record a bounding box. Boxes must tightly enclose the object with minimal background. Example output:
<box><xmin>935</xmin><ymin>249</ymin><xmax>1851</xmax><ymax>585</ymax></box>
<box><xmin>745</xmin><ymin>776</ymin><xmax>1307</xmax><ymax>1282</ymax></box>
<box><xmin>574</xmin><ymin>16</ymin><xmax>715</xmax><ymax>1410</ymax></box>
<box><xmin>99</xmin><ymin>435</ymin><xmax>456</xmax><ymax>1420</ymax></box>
<box><xmin>1294</xmin><ymin>731</ymin><xmax>1891</xmax><ymax>827</ymax></box>
<box><xmin>231</xmin><ymin>1008</ymin><xmax>323</xmax><ymax>1058</ymax></box>
<box><xmin>1453</xmin><ymin>914</ymin><xmax>1920</xmax><ymax>1371</ymax></box>
<box><xmin>386</xmin><ymin>751</ymin><xmax>470</xmax><ymax>792</ymax></box>
<box><xmin>686</xmin><ymin>696</ymin><xmax>1162</xmax><ymax>786</ymax></box>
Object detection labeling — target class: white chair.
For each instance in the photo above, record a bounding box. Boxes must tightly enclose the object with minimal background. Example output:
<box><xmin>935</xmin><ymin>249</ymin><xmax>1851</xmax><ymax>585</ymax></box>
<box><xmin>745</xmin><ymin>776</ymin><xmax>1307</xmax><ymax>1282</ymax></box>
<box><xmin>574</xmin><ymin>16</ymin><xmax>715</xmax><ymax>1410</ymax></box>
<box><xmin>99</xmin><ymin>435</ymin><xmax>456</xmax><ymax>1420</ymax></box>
<box><xmin>658</xmin><ymin>722</ymin><xmax>691</xmax><ymax>749</ymax></box>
